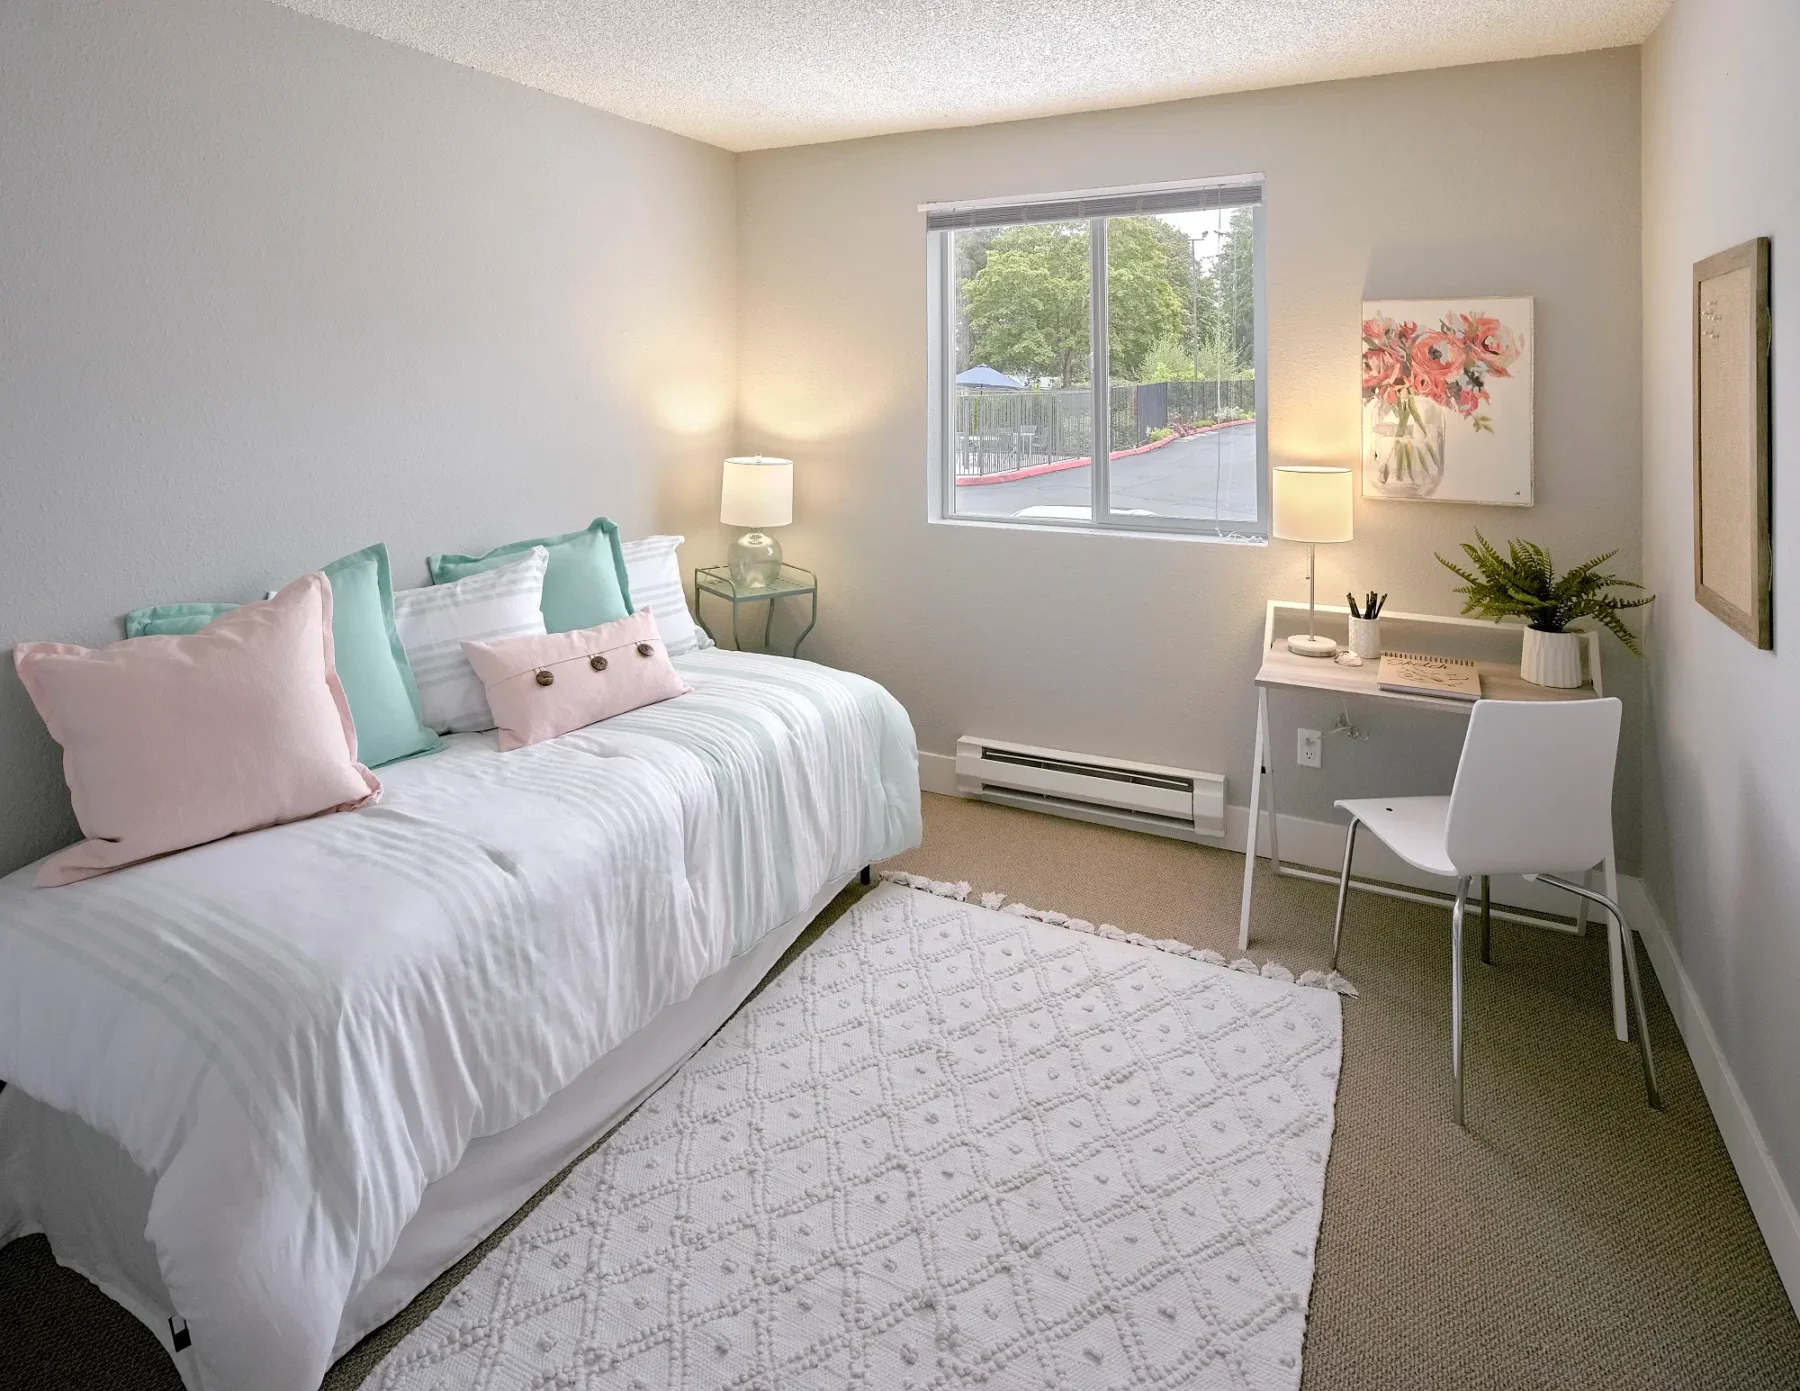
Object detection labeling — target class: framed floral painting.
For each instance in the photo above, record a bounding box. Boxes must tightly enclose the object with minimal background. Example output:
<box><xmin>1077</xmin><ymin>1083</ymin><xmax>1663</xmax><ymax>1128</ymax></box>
<box><xmin>1361</xmin><ymin>297</ymin><xmax>1534</xmax><ymax>504</ymax></box>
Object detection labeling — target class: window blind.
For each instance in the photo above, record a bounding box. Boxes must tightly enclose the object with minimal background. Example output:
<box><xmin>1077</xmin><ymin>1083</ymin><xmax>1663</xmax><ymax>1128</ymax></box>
<box><xmin>923</xmin><ymin>177</ymin><xmax>1262</xmax><ymax>232</ymax></box>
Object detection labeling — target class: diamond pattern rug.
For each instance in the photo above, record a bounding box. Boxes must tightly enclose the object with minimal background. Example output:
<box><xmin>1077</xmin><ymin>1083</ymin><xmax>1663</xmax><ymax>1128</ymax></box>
<box><xmin>369</xmin><ymin>876</ymin><xmax>1344</xmax><ymax>1391</ymax></box>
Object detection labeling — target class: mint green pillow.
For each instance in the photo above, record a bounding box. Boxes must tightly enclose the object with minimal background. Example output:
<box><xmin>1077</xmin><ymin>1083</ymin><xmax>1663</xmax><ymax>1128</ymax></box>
<box><xmin>124</xmin><ymin>602</ymin><xmax>238</xmax><ymax>637</ymax></box>
<box><xmin>320</xmin><ymin>544</ymin><xmax>440</xmax><ymax>768</ymax></box>
<box><xmin>428</xmin><ymin>518</ymin><xmax>633</xmax><ymax>634</ymax></box>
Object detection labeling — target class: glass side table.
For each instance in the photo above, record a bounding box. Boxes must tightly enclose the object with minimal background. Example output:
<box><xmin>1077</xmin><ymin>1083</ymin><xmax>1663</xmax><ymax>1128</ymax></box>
<box><xmin>693</xmin><ymin>564</ymin><xmax>818</xmax><ymax>658</ymax></box>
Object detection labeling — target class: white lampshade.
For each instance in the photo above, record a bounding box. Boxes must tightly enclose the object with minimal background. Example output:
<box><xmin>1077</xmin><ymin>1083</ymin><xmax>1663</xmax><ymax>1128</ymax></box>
<box><xmin>1272</xmin><ymin>465</ymin><xmax>1354</xmax><ymax>544</ymax></box>
<box><xmin>720</xmin><ymin>456</ymin><xmax>794</xmax><ymax>528</ymax></box>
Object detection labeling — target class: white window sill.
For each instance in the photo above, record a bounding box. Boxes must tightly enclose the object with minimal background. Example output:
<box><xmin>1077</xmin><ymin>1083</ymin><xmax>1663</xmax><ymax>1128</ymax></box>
<box><xmin>928</xmin><ymin>513</ymin><xmax>1269</xmax><ymax>546</ymax></box>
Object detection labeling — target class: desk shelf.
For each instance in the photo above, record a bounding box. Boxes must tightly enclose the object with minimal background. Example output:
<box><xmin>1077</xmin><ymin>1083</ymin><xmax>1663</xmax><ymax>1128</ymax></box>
<box><xmin>1258</xmin><ymin>600</ymin><xmax>1602</xmax><ymax>703</ymax></box>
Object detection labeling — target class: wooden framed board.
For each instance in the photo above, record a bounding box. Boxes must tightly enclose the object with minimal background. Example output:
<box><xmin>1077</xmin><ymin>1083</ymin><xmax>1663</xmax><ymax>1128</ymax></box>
<box><xmin>1693</xmin><ymin>237</ymin><xmax>1772</xmax><ymax>648</ymax></box>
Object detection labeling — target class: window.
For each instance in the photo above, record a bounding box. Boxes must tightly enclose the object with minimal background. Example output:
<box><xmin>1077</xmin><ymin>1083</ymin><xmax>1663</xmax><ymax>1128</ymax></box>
<box><xmin>927</xmin><ymin>177</ymin><xmax>1267</xmax><ymax>539</ymax></box>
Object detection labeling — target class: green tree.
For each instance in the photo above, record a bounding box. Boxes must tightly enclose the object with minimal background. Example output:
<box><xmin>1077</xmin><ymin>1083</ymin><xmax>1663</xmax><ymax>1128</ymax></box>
<box><xmin>1104</xmin><ymin>218</ymin><xmax>1188</xmax><ymax>381</ymax></box>
<box><xmin>962</xmin><ymin>218</ymin><xmax>1190</xmax><ymax>387</ymax></box>
<box><xmin>964</xmin><ymin>222</ymin><xmax>1092</xmax><ymax>386</ymax></box>
<box><xmin>1140</xmin><ymin>330</ymin><xmax>1248</xmax><ymax>384</ymax></box>
<box><xmin>951</xmin><ymin>226</ymin><xmax>1003</xmax><ymax>372</ymax></box>
<box><xmin>1212</xmin><ymin>208</ymin><xmax>1257</xmax><ymax>370</ymax></box>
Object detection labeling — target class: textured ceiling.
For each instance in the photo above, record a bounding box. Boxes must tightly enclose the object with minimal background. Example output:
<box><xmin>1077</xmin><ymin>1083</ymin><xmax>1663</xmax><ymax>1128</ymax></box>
<box><xmin>270</xmin><ymin>0</ymin><xmax>1672</xmax><ymax>151</ymax></box>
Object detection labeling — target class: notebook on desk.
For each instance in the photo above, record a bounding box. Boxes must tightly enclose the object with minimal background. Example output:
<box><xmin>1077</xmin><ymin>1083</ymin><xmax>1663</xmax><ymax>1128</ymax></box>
<box><xmin>1377</xmin><ymin>651</ymin><xmax>1482</xmax><ymax>701</ymax></box>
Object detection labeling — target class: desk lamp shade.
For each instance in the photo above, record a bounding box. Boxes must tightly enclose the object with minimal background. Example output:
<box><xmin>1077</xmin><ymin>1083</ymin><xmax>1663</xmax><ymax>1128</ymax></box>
<box><xmin>1272</xmin><ymin>465</ymin><xmax>1354</xmax><ymax>656</ymax></box>
<box><xmin>721</xmin><ymin>456</ymin><xmax>793</xmax><ymax>589</ymax></box>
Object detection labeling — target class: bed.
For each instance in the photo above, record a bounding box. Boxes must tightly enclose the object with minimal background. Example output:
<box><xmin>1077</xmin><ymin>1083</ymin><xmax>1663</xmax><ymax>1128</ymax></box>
<box><xmin>0</xmin><ymin>648</ymin><xmax>921</xmax><ymax>1391</ymax></box>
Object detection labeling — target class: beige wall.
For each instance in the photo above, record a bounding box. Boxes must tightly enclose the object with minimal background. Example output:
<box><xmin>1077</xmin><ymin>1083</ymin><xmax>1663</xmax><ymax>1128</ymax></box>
<box><xmin>0</xmin><ymin>0</ymin><xmax>736</xmax><ymax>872</ymax></box>
<box><xmin>725</xmin><ymin>51</ymin><xmax>1645</xmax><ymax>863</ymax></box>
<box><xmin>1641</xmin><ymin>0</ymin><xmax>1800</xmax><ymax>1284</ymax></box>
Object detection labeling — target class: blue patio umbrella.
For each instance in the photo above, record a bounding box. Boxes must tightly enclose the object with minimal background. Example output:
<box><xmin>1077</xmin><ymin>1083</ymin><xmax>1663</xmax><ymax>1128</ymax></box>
<box><xmin>955</xmin><ymin>364</ymin><xmax>1025</xmax><ymax>391</ymax></box>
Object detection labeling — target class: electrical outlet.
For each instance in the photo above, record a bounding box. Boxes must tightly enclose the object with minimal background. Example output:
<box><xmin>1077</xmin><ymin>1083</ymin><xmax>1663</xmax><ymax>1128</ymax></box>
<box><xmin>1297</xmin><ymin>728</ymin><xmax>1323</xmax><ymax>768</ymax></box>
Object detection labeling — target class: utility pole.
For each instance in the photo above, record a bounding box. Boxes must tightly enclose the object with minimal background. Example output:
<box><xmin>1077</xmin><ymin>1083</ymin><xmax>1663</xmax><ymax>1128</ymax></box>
<box><xmin>1189</xmin><ymin>235</ymin><xmax>1201</xmax><ymax>395</ymax></box>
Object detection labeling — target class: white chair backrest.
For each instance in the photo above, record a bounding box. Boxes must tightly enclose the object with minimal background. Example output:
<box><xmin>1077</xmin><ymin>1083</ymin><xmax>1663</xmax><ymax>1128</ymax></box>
<box><xmin>1444</xmin><ymin>698</ymin><xmax>1621</xmax><ymax>876</ymax></box>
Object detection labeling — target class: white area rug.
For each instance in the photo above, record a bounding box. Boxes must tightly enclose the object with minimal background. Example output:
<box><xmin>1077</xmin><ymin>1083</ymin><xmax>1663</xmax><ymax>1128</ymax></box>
<box><xmin>370</xmin><ymin>877</ymin><xmax>1344</xmax><ymax>1391</ymax></box>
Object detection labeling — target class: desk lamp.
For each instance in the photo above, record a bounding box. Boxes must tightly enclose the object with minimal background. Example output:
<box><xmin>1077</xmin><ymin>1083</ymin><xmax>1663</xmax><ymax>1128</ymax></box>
<box><xmin>1272</xmin><ymin>464</ymin><xmax>1354</xmax><ymax>657</ymax></box>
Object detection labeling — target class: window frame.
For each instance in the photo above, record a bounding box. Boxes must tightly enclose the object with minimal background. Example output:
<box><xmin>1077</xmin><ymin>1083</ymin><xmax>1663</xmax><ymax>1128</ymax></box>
<box><xmin>927</xmin><ymin>177</ymin><xmax>1269</xmax><ymax>543</ymax></box>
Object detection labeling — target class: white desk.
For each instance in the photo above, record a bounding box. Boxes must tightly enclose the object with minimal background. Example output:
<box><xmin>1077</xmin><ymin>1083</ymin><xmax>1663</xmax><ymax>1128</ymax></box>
<box><xmin>1237</xmin><ymin>601</ymin><xmax>1629</xmax><ymax>1041</ymax></box>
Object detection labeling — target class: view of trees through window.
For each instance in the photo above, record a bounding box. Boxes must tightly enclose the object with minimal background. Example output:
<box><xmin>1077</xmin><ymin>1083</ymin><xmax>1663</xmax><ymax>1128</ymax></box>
<box><xmin>947</xmin><ymin>207</ymin><xmax>1259</xmax><ymax>529</ymax></box>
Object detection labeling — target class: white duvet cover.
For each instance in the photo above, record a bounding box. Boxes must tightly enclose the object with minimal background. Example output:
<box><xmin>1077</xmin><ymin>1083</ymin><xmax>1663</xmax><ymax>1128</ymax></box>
<box><xmin>0</xmin><ymin>650</ymin><xmax>920</xmax><ymax>1391</ymax></box>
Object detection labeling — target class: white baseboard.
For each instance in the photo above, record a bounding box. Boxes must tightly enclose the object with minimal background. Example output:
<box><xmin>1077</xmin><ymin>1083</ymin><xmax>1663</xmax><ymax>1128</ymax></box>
<box><xmin>1622</xmin><ymin>883</ymin><xmax>1800</xmax><ymax>1315</ymax></box>
<box><xmin>919</xmin><ymin>750</ymin><xmax>958</xmax><ymax>797</ymax></box>
<box><xmin>922</xmin><ymin>749</ymin><xmax>1584</xmax><ymax>919</ymax></box>
<box><xmin>918</xmin><ymin>752</ymin><xmax>1800</xmax><ymax>1312</ymax></box>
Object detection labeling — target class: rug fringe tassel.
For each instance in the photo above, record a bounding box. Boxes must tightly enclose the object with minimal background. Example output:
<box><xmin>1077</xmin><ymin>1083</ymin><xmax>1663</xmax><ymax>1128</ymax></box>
<box><xmin>877</xmin><ymin>871</ymin><xmax>1358</xmax><ymax>997</ymax></box>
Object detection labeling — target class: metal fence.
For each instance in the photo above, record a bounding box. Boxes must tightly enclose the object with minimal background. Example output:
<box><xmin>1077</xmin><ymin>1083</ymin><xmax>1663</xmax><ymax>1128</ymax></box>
<box><xmin>955</xmin><ymin>379</ymin><xmax>1256</xmax><ymax>477</ymax></box>
<box><xmin>1127</xmin><ymin>379</ymin><xmax>1258</xmax><ymax>443</ymax></box>
<box><xmin>953</xmin><ymin>389</ymin><xmax>1088</xmax><ymax>477</ymax></box>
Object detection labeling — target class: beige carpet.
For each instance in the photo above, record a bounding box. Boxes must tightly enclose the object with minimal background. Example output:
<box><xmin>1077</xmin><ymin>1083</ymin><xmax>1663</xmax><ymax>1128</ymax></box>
<box><xmin>4</xmin><ymin>791</ymin><xmax>1798</xmax><ymax>1388</ymax></box>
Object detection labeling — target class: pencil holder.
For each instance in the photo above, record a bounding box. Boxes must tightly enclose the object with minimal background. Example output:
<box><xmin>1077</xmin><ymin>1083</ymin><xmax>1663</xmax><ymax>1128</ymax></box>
<box><xmin>1347</xmin><ymin>616</ymin><xmax>1382</xmax><ymax>660</ymax></box>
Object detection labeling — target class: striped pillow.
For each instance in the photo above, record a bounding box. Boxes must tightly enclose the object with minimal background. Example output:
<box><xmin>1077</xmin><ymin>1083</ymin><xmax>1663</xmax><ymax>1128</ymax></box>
<box><xmin>393</xmin><ymin>548</ymin><xmax>548</xmax><ymax>733</ymax></box>
<box><xmin>620</xmin><ymin>536</ymin><xmax>710</xmax><ymax>656</ymax></box>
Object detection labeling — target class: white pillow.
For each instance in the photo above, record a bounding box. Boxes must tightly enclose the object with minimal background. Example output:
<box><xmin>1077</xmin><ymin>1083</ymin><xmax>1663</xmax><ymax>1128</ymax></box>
<box><xmin>621</xmin><ymin>535</ymin><xmax>710</xmax><ymax>656</ymax></box>
<box><xmin>394</xmin><ymin>547</ymin><xmax>548</xmax><ymax>733</ymax></box>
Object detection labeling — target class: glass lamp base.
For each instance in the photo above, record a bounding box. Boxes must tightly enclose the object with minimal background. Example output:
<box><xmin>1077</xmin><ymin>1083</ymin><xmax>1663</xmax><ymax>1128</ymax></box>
<box><xmin>728</xmin><ymin>531</ymin><xmax>782</xmax><ymax>590</ymax></box>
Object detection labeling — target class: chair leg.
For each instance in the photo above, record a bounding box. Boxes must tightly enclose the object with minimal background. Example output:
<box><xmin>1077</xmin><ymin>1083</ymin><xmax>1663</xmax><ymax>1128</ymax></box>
<box><xmin>1479</xmin><ymin>875</ymin><xmax>1492</xmax><ymax>966</ymax></box>
<box><xmin>1619</xmin><ymin>919</ymin><xmax>1664</xmax><ymax>1110</ymax></box>
<box><xmin>1533</xmin><ymin>873</ymin><xmax>1663</xmax><ymax>1111</ymax></box>
<box><xmin>1331</xmin><ymin>820</ymin><xmax>1359</xmax><ymax>971</ymax></box>
<box><xmin>1451</xmin><ymin>876</ymin><xmax>1470</xmax><ymax>1127</ymax></box>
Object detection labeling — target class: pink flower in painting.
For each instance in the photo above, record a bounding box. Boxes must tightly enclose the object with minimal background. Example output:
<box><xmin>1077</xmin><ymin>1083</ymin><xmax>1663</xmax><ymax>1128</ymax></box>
<box><xmin>1411</xmin><ymin>331</ymin><xmax>1465</xmax><ymax>383</ymax></box>
<box><xmin>1453</xmin><ymin>313</ymin><xmax>1522</xmax><ymax>376</ymax></box>
<box><xmin>1362</xmin><ymin>342</ymin><xmax>1407</xmax><ymax>403</ymax></box>
<box><xmin>1446</xmin><ymin>379</ymin><xmax>1490</xmax><ymax>419</ymax></box>
<box><xmin>1362</xmin><ymin>306</ymin><xmax>1521</xmax><ymax>440</ymax></box>
<box><xmin>1361</xmin><ymin>315</ymin><xmax>1417</xmax><ymax>405</ymax></box>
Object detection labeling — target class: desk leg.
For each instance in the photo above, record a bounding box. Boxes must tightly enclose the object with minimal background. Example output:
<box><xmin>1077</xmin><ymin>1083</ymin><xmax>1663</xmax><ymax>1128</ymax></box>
<box><xmin>1237</xmin><ymin>688</ymin><xmax>1270</xmax><ymax>952</ymax></box>
<box><xmin>1604</xmin><ymin>853</ymin><xmax>1628</xmax><ymax>1042</ymax></box>
<box><xmin>1263</xmin><ymin>693</ymin><xmax>1282</xmax><ymax>873</ymax></box>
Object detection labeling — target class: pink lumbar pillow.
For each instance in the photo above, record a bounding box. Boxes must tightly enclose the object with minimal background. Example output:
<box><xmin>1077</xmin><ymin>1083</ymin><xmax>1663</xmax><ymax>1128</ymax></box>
<box><xmin>14</xmin><ymin>572</ymin><xmax>380</xmax><ymax>887</ymax></box>
<box><xmin>461</xmin><ymin>608</ymin><xmax>690</xmax><ymax>752</ymax></box>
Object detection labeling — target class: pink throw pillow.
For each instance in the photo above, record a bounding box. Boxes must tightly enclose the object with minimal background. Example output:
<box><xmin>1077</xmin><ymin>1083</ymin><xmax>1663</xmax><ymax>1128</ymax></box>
<box><xmin>15</xmin><ymin>573</ymin><xmax>380</xmax><ymax>887</ymax></box>
<box><xmin>461</xmin><ymin>609</ymin><xmax>690</xmax><ymax>752</ymax></box>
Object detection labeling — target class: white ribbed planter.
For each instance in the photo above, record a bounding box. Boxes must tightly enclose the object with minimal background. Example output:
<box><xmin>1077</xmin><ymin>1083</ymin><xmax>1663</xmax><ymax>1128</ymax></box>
<box><xmin>1521</xmin><ymin>627</ymin><xmax>1584</xmax><ymax>688</ymax></box>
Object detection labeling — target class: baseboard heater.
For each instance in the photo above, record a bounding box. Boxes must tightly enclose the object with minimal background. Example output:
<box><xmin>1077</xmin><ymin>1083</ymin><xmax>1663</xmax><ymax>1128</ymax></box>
<box><xmin>954</xmin><ymin>735</ymin><xmax>1226</xmax><ymax>842</ymax></box>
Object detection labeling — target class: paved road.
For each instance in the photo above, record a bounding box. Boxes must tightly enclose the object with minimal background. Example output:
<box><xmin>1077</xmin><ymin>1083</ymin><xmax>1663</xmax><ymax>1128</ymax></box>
<box><xmin>955</xmin><ymin>422</ymin><xmax>1260</xmax><ymax>525</ymax></box>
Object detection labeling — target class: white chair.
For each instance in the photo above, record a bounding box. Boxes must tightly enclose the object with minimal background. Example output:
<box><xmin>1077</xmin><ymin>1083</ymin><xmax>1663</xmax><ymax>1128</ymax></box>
<box><xmin>1330</xmin><ymin>698</ymin><xmax>1660</xmax><ymax>1125</ymax></box>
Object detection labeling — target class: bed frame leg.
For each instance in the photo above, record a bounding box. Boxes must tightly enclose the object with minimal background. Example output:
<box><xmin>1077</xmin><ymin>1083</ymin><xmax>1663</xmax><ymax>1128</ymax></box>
<box><xmin>860</xmin><ymin>865</ymin><xmax>872</xmax><ymax>886</ymax></box>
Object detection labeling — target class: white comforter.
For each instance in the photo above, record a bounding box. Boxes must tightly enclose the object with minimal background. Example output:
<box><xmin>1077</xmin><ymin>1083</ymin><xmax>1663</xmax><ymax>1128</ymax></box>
<box><xmin>0</xmin><ymin>650</ymin><xmax>920</xmax><ymax>1391</ymax></box>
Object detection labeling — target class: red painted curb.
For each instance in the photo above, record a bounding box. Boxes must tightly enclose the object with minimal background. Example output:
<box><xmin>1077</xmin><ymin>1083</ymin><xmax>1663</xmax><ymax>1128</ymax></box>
<box><xmin>954</xmin><ymin>418</ymin><xmax>1253</xmax><ymax>486</ymax></box>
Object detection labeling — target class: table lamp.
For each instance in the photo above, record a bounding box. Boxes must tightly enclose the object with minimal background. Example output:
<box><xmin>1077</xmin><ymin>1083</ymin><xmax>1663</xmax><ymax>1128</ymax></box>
<box><xmin>721</xmin><ymin>455</ymin><xmax>793</xmax><ymax>590</ymax></box>
<box><xmin>1272</xmin><ymin>464</ymin><xmax>1354</xmax><ymax>657</ymax></box>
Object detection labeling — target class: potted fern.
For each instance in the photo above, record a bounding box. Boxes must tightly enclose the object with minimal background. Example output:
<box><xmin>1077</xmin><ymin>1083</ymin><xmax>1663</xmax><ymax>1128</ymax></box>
<box><xmin>1436</xmin><ymin>533</ymin><xmax>1653</xmax><ymax>688</ymax></box>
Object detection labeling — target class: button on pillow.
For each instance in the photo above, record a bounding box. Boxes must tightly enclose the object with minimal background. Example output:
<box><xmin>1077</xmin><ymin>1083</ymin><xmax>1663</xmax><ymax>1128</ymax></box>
<box><xmin>461</xmin><ymin>609</ymin><xmax>689</xmax><ymax>752</ymax></box>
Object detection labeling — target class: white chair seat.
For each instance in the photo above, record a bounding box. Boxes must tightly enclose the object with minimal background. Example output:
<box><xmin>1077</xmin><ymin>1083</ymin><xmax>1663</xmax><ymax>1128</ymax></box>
<box><xmin>1334</xmin><ymin>796</ymin><xmax>1454</xmax><ymax>877</ymax></box>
